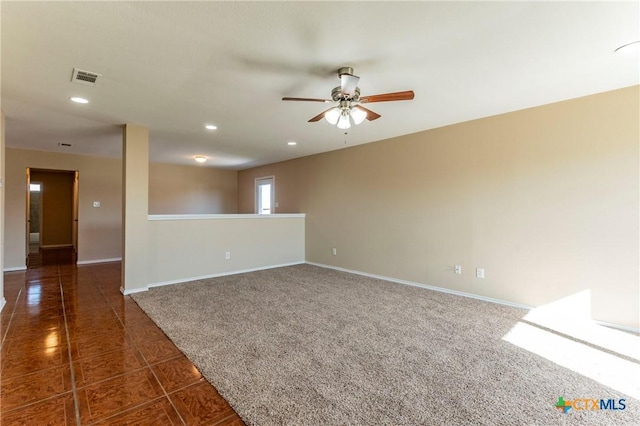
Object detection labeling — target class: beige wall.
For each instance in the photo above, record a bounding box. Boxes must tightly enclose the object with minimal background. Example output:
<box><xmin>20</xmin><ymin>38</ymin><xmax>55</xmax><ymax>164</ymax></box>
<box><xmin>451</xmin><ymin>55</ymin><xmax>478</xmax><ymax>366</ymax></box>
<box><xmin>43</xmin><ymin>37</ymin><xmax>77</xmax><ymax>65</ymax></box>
<box><xmin>4</xmin><ymin>148</ymin><xmax>240</xmax><ymax>269</ymax></box>
<box><xmin>149</xmin><ymin>162</ymin><xmax>237</xmax><ymax>214</ymax></box>
<box><xmin>238</xmin><ymin>161</ymin><xmax>310</xmax><ymax>214</ymax></box>
<box><xmin>238</xmin><ymin>86</ymin><xmax>640</xmax><ymax>329</ymax></box>
<box><xmin>5</xmin><ymin>149</ymin><xmax>122</xmax><ymax>268</ymax></box>
<box><xmin>122</xmin><ymin>124</ymin><xmax>150</xmax><ymax>293</ymax></box>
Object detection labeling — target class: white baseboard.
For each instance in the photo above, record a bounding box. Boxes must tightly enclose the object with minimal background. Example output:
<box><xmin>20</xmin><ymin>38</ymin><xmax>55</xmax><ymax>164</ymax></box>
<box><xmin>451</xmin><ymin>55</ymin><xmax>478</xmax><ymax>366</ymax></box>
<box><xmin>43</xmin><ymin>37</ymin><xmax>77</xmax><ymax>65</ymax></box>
<box><xmin>147</xmin><ymin>261</ymin><xmax>306</xmax><ymax>289</ymax></box>
<box><xmin>0</xmin><ymin>297</ymin><xmax>6</xmax><ymax>312</ymax></box>
<box><xmin>306</xmin><ymin>262</ymin><xmax>533</xmax><ymax>311</ymax></box>
<box><xmin>4</xmin><ymin>266</ymin><xmax>27</xmax><ymax>272</ymax></box>
<box><xmin>121</xmin><ymin>286</ymin><xmax>148</xmax><ymax>296</ymax></box>
<box><xmin>77</xmin><ymin>258</ymin><xmax>122</xmax><ymax>265</ymax></box>
<box><xmin>3</xmin><ymin>258</ymin><xmax>121</xmax><ymax>270</ymax></box>
<box><xmin>307</xmin><ymin>262</ymin><xmax>640</xmax><ymax>333</ymax></box>
<box><xmin>595</xmin><ymin>320</ymin><xmax>640</xmax><ymax>335</ymax></box>
<box><xmin>114</xmin><ymin>261</ymin><xmax>308</xmax><ymax>295</ymax></box>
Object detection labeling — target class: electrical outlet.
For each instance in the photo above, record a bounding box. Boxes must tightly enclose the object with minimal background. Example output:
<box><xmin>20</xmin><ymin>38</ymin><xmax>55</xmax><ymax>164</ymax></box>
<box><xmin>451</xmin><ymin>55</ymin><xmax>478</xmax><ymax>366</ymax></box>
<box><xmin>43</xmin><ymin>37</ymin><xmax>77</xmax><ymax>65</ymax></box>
<box><xmin>454</xmin><ymin>265</ymin><xmax>462</xmax><ymax>274</ymax></box>
<box><xmin>476</xmin><ymin>268</ymin><xmax>485</xmax><ymax>279</ymax></box>
<box><xmin>332</xmin><ymin>248</ymin><xmax>337</xmax><ymax>256</ymax></box>
<box><xmin>93</xmin><ymin>201</ymin><xmax>100</xmax><ymax>208</ymax></box>
<box><xmin>225</xmin><ymin>251</ymin><xmax>231</xmax><ymax>260</ymax></box>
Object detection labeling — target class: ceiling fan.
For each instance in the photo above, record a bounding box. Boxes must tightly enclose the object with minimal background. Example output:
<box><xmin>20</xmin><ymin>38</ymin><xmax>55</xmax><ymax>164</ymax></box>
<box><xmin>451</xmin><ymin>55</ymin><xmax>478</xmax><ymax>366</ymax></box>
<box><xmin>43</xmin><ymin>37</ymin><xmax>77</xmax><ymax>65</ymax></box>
<box><xmin>282</xmin><ymin>67</ymin><xmax>415</xmax><ymax>130</ymax></box>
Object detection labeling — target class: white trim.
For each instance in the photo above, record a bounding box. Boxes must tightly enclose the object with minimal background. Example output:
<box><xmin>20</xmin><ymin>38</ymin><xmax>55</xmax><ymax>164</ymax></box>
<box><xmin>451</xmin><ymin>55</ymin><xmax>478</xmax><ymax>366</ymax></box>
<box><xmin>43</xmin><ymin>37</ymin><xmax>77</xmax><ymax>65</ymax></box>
<box><xmin>4</xmin><ymin>266</ymin><xmax>27</xmax><ymax>272</ymax></box>
<box><xmin>595</xmin><ymin>320</ymin><xmax>640</xmax><ymax>335</ymax></box>
<box><xmin>121</xmin><ymin>286</ymin><xmax>148</xmax><ymax>296</ymax></box>
<box><xmin>306</xmin><ymin>262</ymin><xmax>533</xmax><ymax>311</ymax></box>
<box><xmin>76</xmin><ymin>258</ymin><xmax>122</xmax><ymax>265</ymax></box>
<box><xmin>148</xmin><ymin>261</ymin><xmax>305</xmax><ymax>289</ymax></box>
<box><xmin>148</xmin><ymin>213</ymin><xmax>305</xmax><ymax>221</ymax></box>
<box><xmin>0</xmin><ymin>297</ymin><xmax>6</xmax><ymax>312</ymax></box>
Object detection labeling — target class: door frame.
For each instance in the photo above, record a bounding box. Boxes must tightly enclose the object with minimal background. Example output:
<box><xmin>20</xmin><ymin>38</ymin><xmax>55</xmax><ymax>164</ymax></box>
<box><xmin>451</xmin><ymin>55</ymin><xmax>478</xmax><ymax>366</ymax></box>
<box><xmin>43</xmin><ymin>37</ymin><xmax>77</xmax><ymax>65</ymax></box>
<box><xmin>25</xmin><ymin>168</ymin><xmax>80</xmax><ymax>260</ymax></box>
<box><xmin>254</xmin><ymin>175</ymin><xmax>275</xmax><ymax>214</ymax></box>
<box><xmin>25</xmin><ymin>168</ymin><xmax>31</xmax><ymax>261</ymax></box>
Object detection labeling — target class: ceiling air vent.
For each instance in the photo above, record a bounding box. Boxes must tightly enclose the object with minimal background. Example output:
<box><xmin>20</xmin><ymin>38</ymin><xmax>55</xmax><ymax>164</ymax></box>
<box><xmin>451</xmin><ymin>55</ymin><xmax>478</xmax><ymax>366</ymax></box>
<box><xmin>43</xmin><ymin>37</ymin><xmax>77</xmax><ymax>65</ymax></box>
<box><xmin>71</xmin><ymin>68</ymin><xmax>101</xmax><ymax>86</ymax></box>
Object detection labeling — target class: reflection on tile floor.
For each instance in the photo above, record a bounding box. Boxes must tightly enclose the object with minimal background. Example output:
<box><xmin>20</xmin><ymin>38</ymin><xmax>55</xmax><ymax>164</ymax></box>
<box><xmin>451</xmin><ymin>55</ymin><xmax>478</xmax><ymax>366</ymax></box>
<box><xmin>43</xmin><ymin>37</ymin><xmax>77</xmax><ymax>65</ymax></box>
<box><xmin>1</xmin><ymin>249</ymin><xmax>245</xmax><ymax>425</ymax></box>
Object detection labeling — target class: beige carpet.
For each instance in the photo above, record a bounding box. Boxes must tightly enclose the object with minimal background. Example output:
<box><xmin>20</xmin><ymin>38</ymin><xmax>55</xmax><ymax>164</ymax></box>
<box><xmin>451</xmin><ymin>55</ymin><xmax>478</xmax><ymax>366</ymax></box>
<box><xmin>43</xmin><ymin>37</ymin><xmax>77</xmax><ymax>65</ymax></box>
<box><xmin>132</xmin><ymin>264</ymin><xmax>639</xmax><ymax>425</ymax></box>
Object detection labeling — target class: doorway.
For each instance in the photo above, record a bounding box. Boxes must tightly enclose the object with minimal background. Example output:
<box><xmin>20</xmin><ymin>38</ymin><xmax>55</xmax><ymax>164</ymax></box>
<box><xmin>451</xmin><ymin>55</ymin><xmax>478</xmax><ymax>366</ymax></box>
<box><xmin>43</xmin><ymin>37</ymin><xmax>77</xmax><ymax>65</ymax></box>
<box><xmin>28</xmin><ymin>182</ymin><xmax>42</xmax><ymax>254</ymax></box>
<box><xmin>255</xmin><ymin>176</ymin><xmax>275</xmax><ymax>214</ymax></box>
<box><xmin>26</xmin><ymin>168</ymin><xmax>79</xmax><ymax>266</ymax></box>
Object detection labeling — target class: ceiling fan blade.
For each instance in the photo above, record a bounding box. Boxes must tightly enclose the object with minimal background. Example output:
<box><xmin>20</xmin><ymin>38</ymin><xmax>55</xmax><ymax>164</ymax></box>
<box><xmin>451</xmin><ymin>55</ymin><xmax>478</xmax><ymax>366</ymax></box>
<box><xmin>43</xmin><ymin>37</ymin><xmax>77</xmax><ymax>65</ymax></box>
<box><xmin>308</xmin><ymin>107</ymin><xmax>335</xmax><ymax>122</ymax></box>
<box><xmin>282</xmin><ymin>97</ymin><xmax>332</xmax><ymax>103</ymax></box>
<box><xmin>355</xmin><ymin>105</ymin><xmax>381</xmax><ymax>121</ymax></box>
<box><xmin>341</xmin><ymin>74</ymin><xmax>360</xmax><ymax>96</ymax></box>
<box><xmin>360</xmin><ymin>90</ymin><xmax>415</xmax><ymax>103</ymax></box>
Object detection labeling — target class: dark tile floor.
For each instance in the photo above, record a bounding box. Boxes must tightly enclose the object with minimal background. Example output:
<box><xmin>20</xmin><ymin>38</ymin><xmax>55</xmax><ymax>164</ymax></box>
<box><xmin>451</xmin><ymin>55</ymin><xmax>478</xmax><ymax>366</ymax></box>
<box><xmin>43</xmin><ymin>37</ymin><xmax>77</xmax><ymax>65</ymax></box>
<box><xmin>1</xmin><ymin>248</ymin><xmax>244</xmax><ymax>425</ymax></box>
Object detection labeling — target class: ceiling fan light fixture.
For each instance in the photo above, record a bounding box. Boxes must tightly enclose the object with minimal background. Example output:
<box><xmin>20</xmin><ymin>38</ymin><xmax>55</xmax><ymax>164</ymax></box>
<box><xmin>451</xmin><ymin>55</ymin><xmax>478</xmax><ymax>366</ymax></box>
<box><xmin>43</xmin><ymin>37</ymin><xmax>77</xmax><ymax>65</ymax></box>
<box><xmin>350</xmin><ymin>106</ymin><xmax>367</xmax><ymax>125</ymax></box>
<box><xmin>194</xmin><ymin>155</ymin><xmax>207</xmax><ymax>163</ymax></box>
<box><xmin>324</xmin><ymin>107</ymin><xmax>341</xmax><ymax>125</ymax></box>
<box><xmin>337</xmin><ymin>113</ymin><xmax>351</xmax><ymax>130</ymax></box>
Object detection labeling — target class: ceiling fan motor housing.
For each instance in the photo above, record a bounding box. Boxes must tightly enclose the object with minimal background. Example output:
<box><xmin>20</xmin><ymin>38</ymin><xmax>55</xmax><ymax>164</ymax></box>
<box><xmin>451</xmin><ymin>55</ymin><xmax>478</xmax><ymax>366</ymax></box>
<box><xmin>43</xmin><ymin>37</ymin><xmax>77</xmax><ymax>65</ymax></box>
<box><xmin>337</xmin><ymin>67</ymin><xmax>354</xmax><ymax>77</ymax></box>
<box><xmin>332</xmin><ymin>86</ymin><xmax>360</xmax><ymax>102</ymax></box>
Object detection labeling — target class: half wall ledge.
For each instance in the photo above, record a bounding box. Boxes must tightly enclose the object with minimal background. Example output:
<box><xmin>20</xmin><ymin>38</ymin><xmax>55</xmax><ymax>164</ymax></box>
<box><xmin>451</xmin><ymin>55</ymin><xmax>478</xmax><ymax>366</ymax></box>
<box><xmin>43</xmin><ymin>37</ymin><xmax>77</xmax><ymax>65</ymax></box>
<box><xmin>148</xmin><ymin>213</ymin><xmax>306</xmax><ymax>221</ymax></box>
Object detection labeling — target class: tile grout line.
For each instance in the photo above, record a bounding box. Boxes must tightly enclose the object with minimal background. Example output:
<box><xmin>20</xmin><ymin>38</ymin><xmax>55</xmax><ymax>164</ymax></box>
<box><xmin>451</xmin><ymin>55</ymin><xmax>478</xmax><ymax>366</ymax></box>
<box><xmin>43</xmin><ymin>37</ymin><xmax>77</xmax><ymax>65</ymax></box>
<box><xmin>212</xmin><ymin>413</ymin><xmax>241</xmax><ymax>426</ymax></box>
<box><xmin>99</xmin><ymin>281</ymin><xmax>188</xmax><ymax>425</ymax></box>
<box><xmin>83</xmin><ymin>396</ymin><xmax>168</xmax><ymax>426</ymax></box>
<box><xmin>0</xmin><ymin>287</ymin><xmax>24</xmax><ymax>347</ymax></box>
<box><xmin>5</xmin><ymin>259</ymin><xmax>228</xmax><ymax>425</ymax></box>
<box><xmin>120</xmin><ymin>292</ymin><xmax>242</xmax><ymax>425</ymax></box>
<box><xmin>58</xmin><ymin>264</ymin><xmax>82</xmax><ymax>426</ymax></box>
<box><xmin>1</xmin><ymin>275</ymin><xmax>27</xmax><ymax>412</ymax></box>
<box><xmin>1</xmin><ymin>269</ymin><xmax>65</xmax><ymax>415</ymax></box>
<box><xmin>1</xmin><ymin>390</ymin><xmax>75</xmax><ymax>415</ymax></box>
<box><xmin>137</xmin><ymin>352</ymin><xmax>189</xmax><ymax>425</ymax></box>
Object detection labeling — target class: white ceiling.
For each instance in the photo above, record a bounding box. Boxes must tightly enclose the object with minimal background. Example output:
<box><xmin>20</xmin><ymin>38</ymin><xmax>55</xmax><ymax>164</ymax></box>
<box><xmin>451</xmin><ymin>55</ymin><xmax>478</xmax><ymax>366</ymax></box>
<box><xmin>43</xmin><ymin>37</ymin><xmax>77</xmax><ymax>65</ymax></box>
<box><xmin>2</xmin><ymin>1</ymin><xmax>638</xmax><ymax>170</ymax></box>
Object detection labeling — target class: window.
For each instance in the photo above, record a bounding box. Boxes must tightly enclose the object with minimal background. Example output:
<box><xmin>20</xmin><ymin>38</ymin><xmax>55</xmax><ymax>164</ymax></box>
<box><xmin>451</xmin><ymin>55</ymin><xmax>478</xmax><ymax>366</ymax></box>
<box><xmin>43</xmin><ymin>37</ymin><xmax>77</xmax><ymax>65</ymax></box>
<box><xmin>255</xmin><ymin>176</ymin><xmax>275</xmax><ymax>214</ymax></box>
<box><xmin>29</xmin><ymin>183</ymin><xmax>41</xmax><ymax>192</ymax></box>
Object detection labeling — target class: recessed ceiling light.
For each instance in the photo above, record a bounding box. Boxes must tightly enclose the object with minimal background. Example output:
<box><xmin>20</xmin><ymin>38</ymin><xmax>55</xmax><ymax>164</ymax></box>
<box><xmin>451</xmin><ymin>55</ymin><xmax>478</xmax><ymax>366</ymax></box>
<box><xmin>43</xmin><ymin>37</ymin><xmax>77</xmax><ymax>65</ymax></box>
<box><xmin>614</xmin><ymin>40</ymin><xmax>640</xmax><ymax>54</ymax></box>
<box><xmin>205</xmin><ymin>124</ymin><xmax>217</xmax><ymax>130</ymax></box>
<box><xmin>194</xmin><ymin>155</ymin><xmax>207</xmax><ymax>163</ymax></box>
<box><xmin>70</xmin><ymin>97</ymin><xmax>89</xmax><ymax>104</ymax></box>
<box><xmin>287</xmin><ymin>141</ymin><xmax>297</xmax><ymax>146</ymax></box>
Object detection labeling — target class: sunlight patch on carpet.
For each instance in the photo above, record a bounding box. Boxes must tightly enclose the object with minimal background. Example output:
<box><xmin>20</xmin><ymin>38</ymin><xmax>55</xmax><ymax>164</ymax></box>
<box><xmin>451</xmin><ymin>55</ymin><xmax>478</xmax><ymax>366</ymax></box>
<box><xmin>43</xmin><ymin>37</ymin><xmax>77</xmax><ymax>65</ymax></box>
<box><xmin>503</xmin><ymin>290</ymin><xmax>640</xmax><ymax>399</ymax></box>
